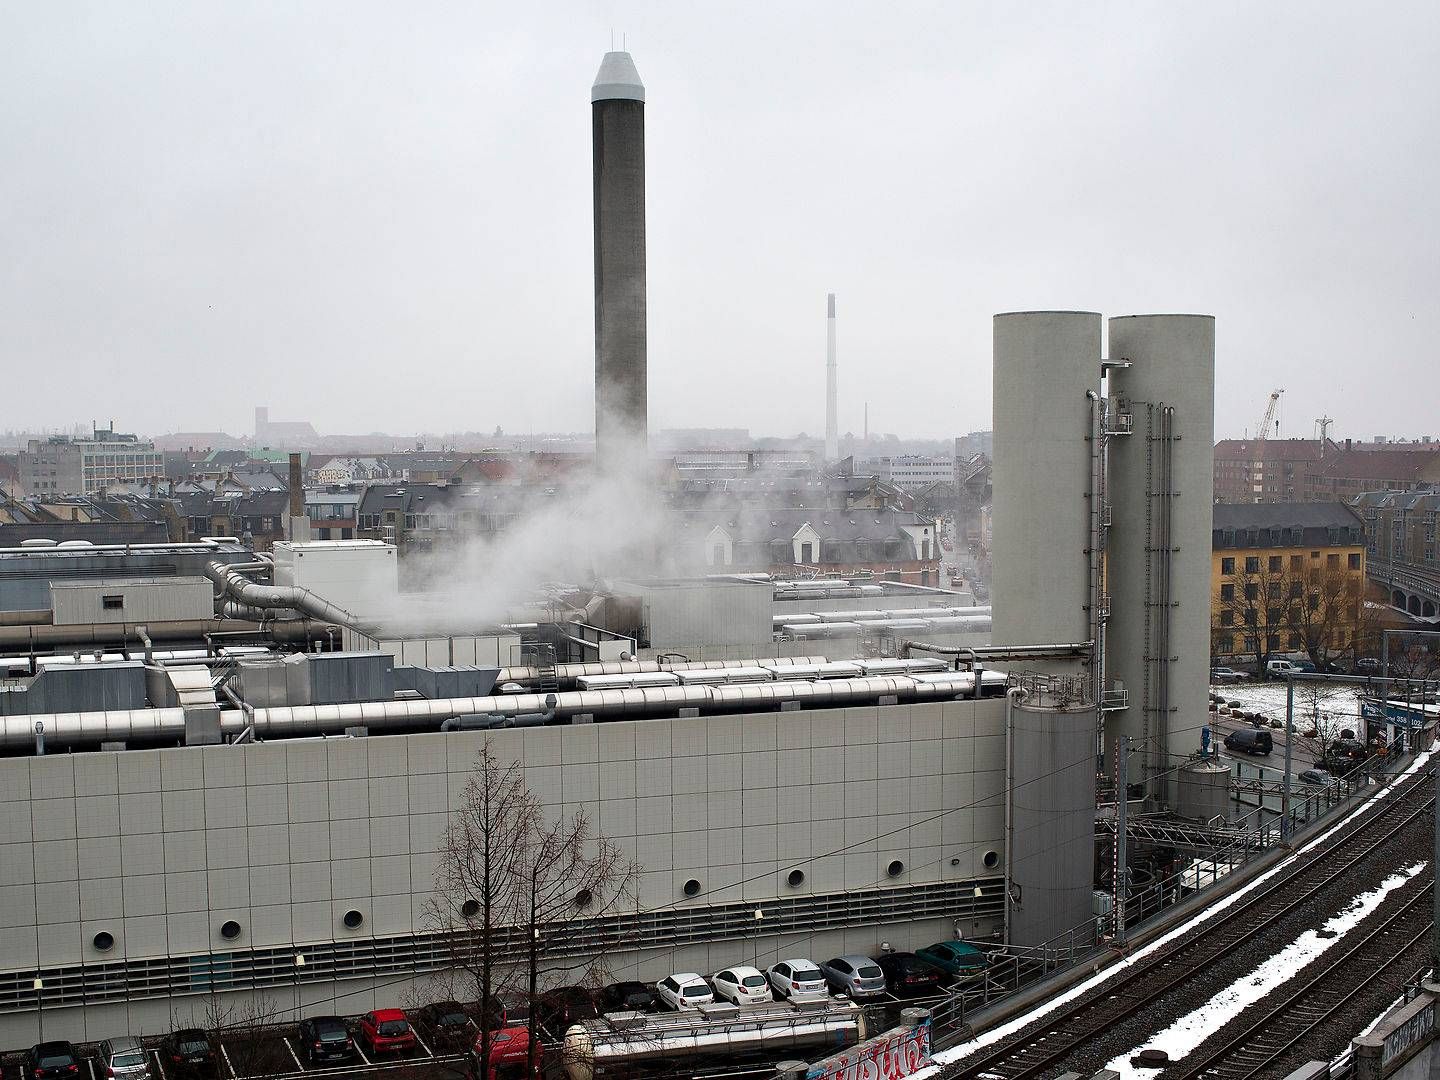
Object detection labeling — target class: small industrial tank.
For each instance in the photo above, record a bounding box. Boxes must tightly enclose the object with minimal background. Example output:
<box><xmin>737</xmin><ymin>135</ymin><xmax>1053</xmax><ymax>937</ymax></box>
<box><xmin>1173</xmin><ymin>757</ymin><xmax>1231</xmax><ymax>823</ymax></box>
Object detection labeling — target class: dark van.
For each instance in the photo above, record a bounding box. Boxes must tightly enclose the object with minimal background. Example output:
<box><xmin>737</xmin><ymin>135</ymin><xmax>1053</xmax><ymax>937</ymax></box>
<box><xmin>1224</xmin><ymin>728</ymin><xmax>1273</xmax><ymax>755</ymax></box>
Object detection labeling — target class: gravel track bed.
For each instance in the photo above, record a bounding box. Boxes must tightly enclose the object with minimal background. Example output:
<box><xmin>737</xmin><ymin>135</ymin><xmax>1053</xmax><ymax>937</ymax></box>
<box><xmin>938</xmin><ymin>769</ymin><xmax>1434</xmax><ymax>1080</ymax></box>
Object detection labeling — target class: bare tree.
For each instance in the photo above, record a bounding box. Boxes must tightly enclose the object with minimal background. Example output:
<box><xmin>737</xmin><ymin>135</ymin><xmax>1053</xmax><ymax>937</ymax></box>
<box><xmin>428</xmin><ymin>740</ymin><xmax>640</xmax><ymax>1080</ymax></box>
<box><xmin>1286</xmin><ymin>682</ymin><xmax>1355</xmax><ymax>764</ymax></box>
<box><xmin>1214</xmin><ymin>555</ymin><xmax>1365</xmax><ymax>674</ymax></box>
<box><xmin>512</xmin><ymin>803</ymin><xmax>639</xmax><ymax>1077</ymax></box>
<box><xmin>177</xmin><ymin>991</ymin><xmax>287</xmax><ymax>1080</ymax></box>
<box><xmin>423</xmin><ymin>740</ymin><xmax>532</xmax><ymax>1074</ymax></box>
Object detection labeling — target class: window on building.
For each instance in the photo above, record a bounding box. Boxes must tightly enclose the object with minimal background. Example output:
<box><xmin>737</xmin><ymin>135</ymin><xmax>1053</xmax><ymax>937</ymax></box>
<box><xmin>1245</xmin><ymin>556</ymin><xmax>1260</xmax><ymax>573</ymax></box>
<box><xmin>1269</xmin><ymin>555</ymin><xmax>1283</xmax><ymax>572</ymax></box>
<box><xmin>1267</xmin><ymin>634</ymin><xmax>1280</xmax><ymax>651</ymax></box>
<box><xmin>1291</xmin><ymin>554</ymin><xmax>1304</xmax><ymax>570</ymax></box>
<box><xmin>1244</xmin><ymin>608</ymin><xmax>1257</xmax><ymax>626</ymax></box>
<box><xmin>1220</xmin><ymin>610</ymin><xmax>1234</xmax><ymax>626</ymax></box>
<box><xmin>1289</xmin><ymin>633</ymin><xmax>1302</xmax><ymax>649</ymax></box>
<box><xmin>1221</xmin><ymin>557</ymin><xmax>1235</xmax><ymax>575</ymax></box>
<box><xmin>101</xmin><ymin>595</ymin><xmax>124</xmax><ymax>610</ymax></box>
<box><xmin>1245</xmin><ymin>583</ymin><xmax>1259</xmax><ymax>601</ymax></box>
<box><xmin>1216</xmin><ymin>635</ymin><xmax>1234</xmax><ymax>653</ymax></box>
<box><xmin>1326</xmin><ymin>553</ymin><xmax>1340</xmax><ymax>569</ymax></box>
<box><xmin>1267</xmin><ymin>607</ymin><xmax>1282</xmax><ymax>625</ymax></box>
<box><xmin>1348</xmin><ymin>553</ymin><xmax>1361</xmax><ymax>570</ymax></box>
<box><xmin>1267</xmin><ymin>582</ymin><xmax>1281</xmax><ymax>600</ymax></box>
<box><xmin>1220</xmin><ymin>583</ymin><xmax>1235</xmax><ymax>601</ymax></box>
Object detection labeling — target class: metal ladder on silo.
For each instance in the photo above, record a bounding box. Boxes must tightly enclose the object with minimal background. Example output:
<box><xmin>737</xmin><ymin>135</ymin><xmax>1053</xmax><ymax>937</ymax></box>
<box><xmin>534</xmin><ymin>643</ymin><xmax>559</xmax><ymax>693</ymax></box>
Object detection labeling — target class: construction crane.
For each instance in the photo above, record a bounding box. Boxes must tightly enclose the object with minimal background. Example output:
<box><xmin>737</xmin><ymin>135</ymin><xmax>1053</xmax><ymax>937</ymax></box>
<box><xmin>1254</xmin><ymin>388</ymin><xmax>1284</xmax><ymax>443</ymax></box>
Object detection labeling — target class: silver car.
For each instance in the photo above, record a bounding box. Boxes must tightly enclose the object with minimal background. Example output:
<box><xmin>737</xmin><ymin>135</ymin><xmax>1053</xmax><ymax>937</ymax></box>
<box><xmin>820</xmin><ymin>954</ymin><xmax>888</xmax><ymax>999</ymax></box>
<box><xmin>767</xmin><ymin>958</ymin><xmax>829</xmax><ymax>1003</ymax></box>
<box><xmin>99</xmin><ymin>1036</ymin><xmax>151</xmax><ymax>1080</ymax></box>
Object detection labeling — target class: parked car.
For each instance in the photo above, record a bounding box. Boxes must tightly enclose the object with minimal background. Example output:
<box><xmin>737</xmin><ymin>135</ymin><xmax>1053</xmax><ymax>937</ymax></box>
<box><xmin>657</xmin><ymin>973</ymin><xmax>714</xmax><ymax>1010</ymax></box>
<box><xmin>873</xmin><ymin>952</ymin><xmax>946</xmax><ymax>997</ymax></box>
<box><xmin>158</xmin><ymin>1029</ymin><xmax>218</xmax><ymax>1077</ymax></box>
<box><xmin>1224</xmin><ymin>728</ymin><xmax>1273</xmax><ymax>756</ymax></box>
<box><xmin>712</xmin><ymin>966</ymin><xmax>774</xmax><ymax>1005</ymax></box>
<box><xmin>1355</xmin><ymin>658</ymin><xmax>1381</xmax><ymax>674</ymax></box>
<box><xmin>417</xmin><ymin>1002</ymin><xmax>473</xmax><ymax>1050</ymax></box>
<box><xmin>535</xmin><ymin>986</ymin><xmax>598</xmax><ymax>1035</ymax></box>
<box><xmin>99</xmin><ymin>1036</ymin><xmax>151</xmax><ymax>1080</ymax></box>
<box><xmin>1266</xmin><ymin>659</ymin><xmax>1300</xmax><ymax>678</ymax></box>
<box><xmin>915</xmin><ymin>940</ymin><xmax>990</xmax><ymax>982</ymax></box>
<box><xmin>27</xmin><ymin>1042</ymin><xmax>82</xmax><ymax>1078</ymax></box>
<box><xmin>819</xmin><ymin>955</ymin><xmax>888</xmax><ymax>1000</ymax></box>
<box><xmin>472</xmin><ymin>1026</ymin><xmax>542</xmax><ymax>1080</ymax></box>
<box><xmin>598</xmin><ymin>981</ymin><xmax>661</xmax><ymax>1013</ymax></box>
<box><xmin>1209</xmin><ymin>667</ymin><xmax>1248</xmax><ymax>684</ymax></box>
<box><xmin>1299</xmin><ymin>768</ymin><xmax>1335</xmax><ymax>786</ymax></box>
<box><xmin>359</xmin><ymin>1009</ymin><xmax>417</xmax><ymax>1054</ymax></box>
<box><xmin>766</xmin><ymin>959</ymin><xmax>829</xmax><ymax>1003</ymax></box>
<box><xmin>298</xmin><ymin>1016</ymin><xmax>355</xmax><ymax>1065</ymax></box>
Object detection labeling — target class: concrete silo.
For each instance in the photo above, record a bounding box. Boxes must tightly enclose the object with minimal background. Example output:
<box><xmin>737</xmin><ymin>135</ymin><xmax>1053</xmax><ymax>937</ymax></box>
<box><xmin>991</xmin><ymin>312</ymin><xmax>1101</xmax><ymax>664</ymax></box>
<box><xmin>1105</xmin><ymin>315</ymin><xmax>1216</xmax><ymax>801</ymax></box>
<box><xmin>1007</xmin><ymin>678</ymin><xmax>1097</xmax><ymax>947</ymax></box>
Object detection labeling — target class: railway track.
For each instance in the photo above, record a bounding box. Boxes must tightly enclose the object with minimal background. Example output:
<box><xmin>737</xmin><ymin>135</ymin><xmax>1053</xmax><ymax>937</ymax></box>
<box><xmin>1169</xmin><ymin>881</ymin><xmax>1433</xmax><ymax>1080</ymax></box>
<box><xmin>940</xmin><ymin>768</ymin><xmax>1434</xmax><ymax>1080</ymax></box>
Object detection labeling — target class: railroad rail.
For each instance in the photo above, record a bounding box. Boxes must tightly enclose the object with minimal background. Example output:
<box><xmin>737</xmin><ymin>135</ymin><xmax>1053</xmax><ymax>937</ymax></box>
<box><xmin>938</xmin><ymin>768</ymin><xmax>1435</xmax><ymax>1080</ymax></box>
<box><xmin>1170</xmin><ymin>882</ymin><xmax>1433</xmax><ymax>1080</ymax></box>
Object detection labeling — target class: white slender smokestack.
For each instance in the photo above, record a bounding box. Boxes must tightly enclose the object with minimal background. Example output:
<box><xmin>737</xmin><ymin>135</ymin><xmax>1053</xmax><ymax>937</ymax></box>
<box><xmin>825</xmin><ymin>293</ymin><xmax>838</xmax><ymax>461</ymax></box>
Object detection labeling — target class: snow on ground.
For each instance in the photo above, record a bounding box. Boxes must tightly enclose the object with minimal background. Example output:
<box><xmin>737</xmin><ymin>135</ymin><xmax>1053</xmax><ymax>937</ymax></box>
<box><xmin>910</xmin><ymin>749</ymin><xmax>1434</xmax><ymax>1079</ymax></box>
<box><xmin>1101</xmin><ymin>861</ymin><xmax>1429</xmax><ymax>1079</ymax></box>
<box><xmin>1213</xmin><ymin>681</ymin><xmax>1365</xmax><ymax>724</ymax></box>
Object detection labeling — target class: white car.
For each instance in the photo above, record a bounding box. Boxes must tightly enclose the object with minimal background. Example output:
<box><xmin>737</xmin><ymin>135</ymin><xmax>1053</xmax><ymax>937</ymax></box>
<box><xmin>767</xmin><ymin>959</ymin><xmax>829</xmax><ymax>1003</ymax></box>
<box><xmin>712</xmin><ymin>966</ymin><xmax>773</xmax><ymax>1006</ymax></box>
<box><xmin>656</xmin><ymin>973</ymin><xmax>713</xmax><ymax>1010</ymax></box>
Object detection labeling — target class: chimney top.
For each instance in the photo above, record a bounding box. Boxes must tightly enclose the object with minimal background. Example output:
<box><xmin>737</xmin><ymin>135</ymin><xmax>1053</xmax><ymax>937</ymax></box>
<box><xmin>592</xmin><ymin>51</ymin><xmax>645</xmax><ymax>103</ymax></box>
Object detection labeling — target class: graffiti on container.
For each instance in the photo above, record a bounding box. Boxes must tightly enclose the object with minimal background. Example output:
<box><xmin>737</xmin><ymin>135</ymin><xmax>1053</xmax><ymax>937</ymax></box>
<box><xmin>805</xmin><ymin>1020</ymin><xmax>931</xmax><ymax>1080</ymax></box>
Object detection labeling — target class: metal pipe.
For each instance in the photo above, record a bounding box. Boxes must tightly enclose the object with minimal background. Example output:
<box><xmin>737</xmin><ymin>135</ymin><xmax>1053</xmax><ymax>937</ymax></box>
<box><xmin>496</xmin><ymin>655</ymin><xmax>830</xmax><ymax>685</ymax></box>
<box><xmin>899</xmin><ymin>641</ymin><xmax>1092</xmax><ymax>661</ymax></box>
<box><xmin>0</xmin><ymin>618</ymin><xmax>324</xmax><ymax>649</ymax></box>
<box><xmin>205</xmin><ymin>561</ymin><xmax>359</xmax><ymax>629</ymax></box>
<box><xmin>1003</xmin><ymin>685</ymin><xmax>1028</xmax><ymax>946</ymax></box>
<box><xmin>0</xmin><ymin>673</ymin><xmax>996</xmax><ymax>749</ymax></box>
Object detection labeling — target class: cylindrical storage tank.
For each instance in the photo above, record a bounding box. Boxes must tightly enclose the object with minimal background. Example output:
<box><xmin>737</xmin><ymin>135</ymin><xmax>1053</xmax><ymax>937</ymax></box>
<box><xmin>1105</xmin><ymin>315</ymin><xmax>1215</xmax><ymax>802</ymax></box>
<box><xmin>1009</xmin><ymin>693</ymin><xmax>1095</xmax><ymax>948</ymax></box>
<box><xmin>991</xmin><ymin>312</ymin><xmax>1100</xmax><ymax>667</ymax></box>
<box><xmin>1173</xmin><ymin>757</ymin><xmax>1231</xmax><ymax>823</ymax></box>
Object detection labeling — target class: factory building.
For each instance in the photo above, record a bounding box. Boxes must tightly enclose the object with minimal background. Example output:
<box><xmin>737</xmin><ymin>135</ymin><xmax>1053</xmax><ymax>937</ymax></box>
<box><xmin>19</xmin><ymin>427</ymin><xmax>165</xmax><ymax>497</ymax></box>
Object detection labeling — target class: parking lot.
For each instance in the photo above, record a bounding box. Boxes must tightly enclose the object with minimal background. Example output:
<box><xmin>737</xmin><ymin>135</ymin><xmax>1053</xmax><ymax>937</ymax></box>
<box><xmin>0</xmin><ymin>1032</ymin><xmax>474</xmax><ymax>1080</ymax></box>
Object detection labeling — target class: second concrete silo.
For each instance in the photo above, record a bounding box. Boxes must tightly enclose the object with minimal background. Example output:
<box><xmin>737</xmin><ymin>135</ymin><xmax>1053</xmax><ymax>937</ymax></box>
<box><xmin>1105</xmin><ymin>315</ymin><xmax>1216</xmax><ymax>802</ymax></box>
<box><xmin>991</xmin><ymin>312</ymin><xmax>1100</xmax><ymax>660</ymax></box>
<box><xmin>1008</xmin><ymin>676</ymin><xmax>1097</xmax><ymax>947</ymax></box>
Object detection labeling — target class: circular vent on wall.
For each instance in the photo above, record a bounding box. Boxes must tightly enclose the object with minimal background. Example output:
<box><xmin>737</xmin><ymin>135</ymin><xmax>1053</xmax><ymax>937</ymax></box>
<box><xmin>786</xmin><ymin>869</ymin><xmax>806</xmax><ymax>888</ymax></box>
<box><xmin>461</xmin><ymin>899</ymin><xmax>480</xmax><ymax>919</ymax></box>
<box><xmin>92</xmin><ymin>931</ymin><xmax>115</xmax><ymax>952</ymax></box>
<box><xmin>983</xmin><ymin>850</ymin><xmax>1001</xmax><ymax>870</ymax></box>
<box><xmin>886</xmin><ymin>860</ymin><xmax>905</xmax><ymax>878</ymax></box>
<box><xmin>682</xmin><ymin>878</ymin><xmax>702</xmax><ymax>898</ymax></box>
<box><xmin>342</xmin><ymin>909</ymin><xmax>364</xmax><ymax>929</ymax></box>
<box><xmin>219</xmin><ymin>920</ymin><xmax>242</xmax><ymax>940</ymax></box>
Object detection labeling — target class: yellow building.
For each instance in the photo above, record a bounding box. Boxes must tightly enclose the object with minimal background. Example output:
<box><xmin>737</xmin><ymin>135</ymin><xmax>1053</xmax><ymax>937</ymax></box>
<box><xmin>1210</xmin><ymin>503</ymin><xmax>1367</xmax><ymax>670</ymax></box>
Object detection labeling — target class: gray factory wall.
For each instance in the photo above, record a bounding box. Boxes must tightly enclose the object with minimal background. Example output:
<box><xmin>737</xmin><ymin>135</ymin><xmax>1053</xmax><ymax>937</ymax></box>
<box><xmin>0</xmin><ymin>698</ymin><xmax>1009</xmax><ymax>1046</ymax></box>
<box><xmin>635</xmin><ymin>627</ymin><xmax>991</xmax><ymax>663</ymax></box>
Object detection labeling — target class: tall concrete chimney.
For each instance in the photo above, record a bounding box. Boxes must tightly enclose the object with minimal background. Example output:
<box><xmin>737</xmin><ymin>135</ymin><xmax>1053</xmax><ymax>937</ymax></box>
<box><xmin>592</xmin><ymin>51</ymin><xmax>647</xmax><ymax>471</ymax></box>
<box><xmin>825</xmin><ymin>294</ymin><xmax>838</xmax><ymax>461</ymax></box>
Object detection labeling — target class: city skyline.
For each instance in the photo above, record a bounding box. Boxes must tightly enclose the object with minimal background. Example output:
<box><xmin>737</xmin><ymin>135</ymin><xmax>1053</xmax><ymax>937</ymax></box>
<box><xmin>3</xmin><ymin>3</ymin><xmax>1436</xmax><ymax>440</ymax></box>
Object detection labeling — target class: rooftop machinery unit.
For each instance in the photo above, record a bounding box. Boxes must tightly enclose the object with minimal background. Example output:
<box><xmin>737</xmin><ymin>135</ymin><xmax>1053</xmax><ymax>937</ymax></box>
<box><xmin>1105</xmin><ymin>316</ymin><xmax>1216</xmax><ymax>801</ymax></box>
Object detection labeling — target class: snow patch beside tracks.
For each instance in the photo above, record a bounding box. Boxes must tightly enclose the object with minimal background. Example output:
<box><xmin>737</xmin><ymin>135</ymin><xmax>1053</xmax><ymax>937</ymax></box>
<box><xmin>1102</xmin><ymin>861</ymin><xmax>1428</xmax><ymax>1079</ymax></box>
<box><xmin>915</xmin><ymin>750</ymin><xmax>1433</xmax><ymax>1078</ymax></box>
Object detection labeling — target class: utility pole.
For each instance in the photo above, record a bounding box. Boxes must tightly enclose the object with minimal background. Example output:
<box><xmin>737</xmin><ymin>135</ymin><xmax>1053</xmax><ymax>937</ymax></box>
<box><xmin>1114</xmin><ymin>735</ymin><xmax>1128</xmax><ymax>947</ymax></box>
<box><xmin>1281</xmin><ymin>677</ymin><xmax>1294</xmax><ymax>841</ymax></box>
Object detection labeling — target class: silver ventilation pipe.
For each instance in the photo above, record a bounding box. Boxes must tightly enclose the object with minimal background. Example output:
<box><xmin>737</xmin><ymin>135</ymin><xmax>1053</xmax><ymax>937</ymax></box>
<box><xmin>205</xmin><ymin>560</ymin><xmax>359</xmax><ymax>629</ymax></box>
<box><xmin>495</xmin><ymin>655</ymin><xmax>829</xmax><ymax>686</ymax></box>
<box><xmin>0</xmin><ymin>673</ymin><xmax>997</xmax><ymax>749</ymax></box>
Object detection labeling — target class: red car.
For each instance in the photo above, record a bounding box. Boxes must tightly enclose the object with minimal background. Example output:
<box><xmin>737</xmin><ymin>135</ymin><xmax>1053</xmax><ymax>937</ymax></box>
<box><xmin>359</xmin><ymin>1009</ymin><xmax>418</xmax><ymax>1054</ymax></box>
<box><xmin>473</xmin><ymin>1027</ymin><xmax>542</xmax><ymax>1080</ymax></box>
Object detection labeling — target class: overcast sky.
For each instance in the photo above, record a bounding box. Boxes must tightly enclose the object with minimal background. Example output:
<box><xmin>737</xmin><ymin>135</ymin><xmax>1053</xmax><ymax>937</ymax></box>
<box><xmin>3</xmin><ymin>2</ymin><xmax>1436</xmax><ymax>443</ymax></box>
